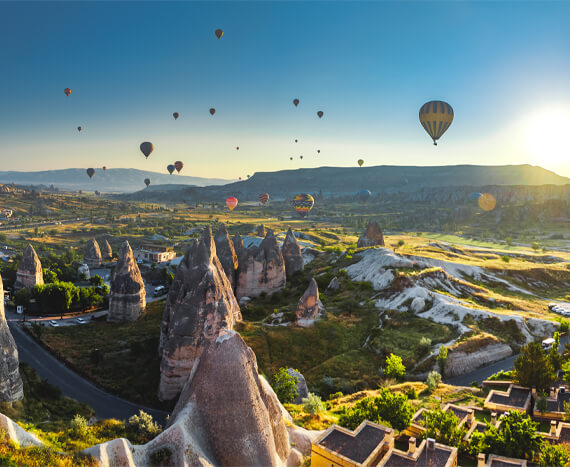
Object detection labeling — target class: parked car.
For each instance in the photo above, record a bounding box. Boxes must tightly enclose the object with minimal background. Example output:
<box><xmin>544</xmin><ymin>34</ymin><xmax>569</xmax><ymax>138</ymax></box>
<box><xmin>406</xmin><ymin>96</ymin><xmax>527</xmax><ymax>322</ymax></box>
<box><xmin>49</xmin><ymin>320</ymin><xmax>59</xmax><ymax>327</ymax></box>
<box><xmin>75</xmin><ymin>317</ymin><xmax>87</xmax><ymax>324</ymax></box>
<box><xmin>153</xmin><ymin>285</ymin><xmax>168</xmax><ymax>297</ymax></box>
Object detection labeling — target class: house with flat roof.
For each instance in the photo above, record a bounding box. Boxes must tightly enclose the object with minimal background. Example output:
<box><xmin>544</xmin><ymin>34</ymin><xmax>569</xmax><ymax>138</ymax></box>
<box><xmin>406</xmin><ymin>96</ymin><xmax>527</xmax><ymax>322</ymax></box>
<box><xmin>134</xmin><ymin>248</ymin><xmax>176</xmax><ymax>264</ymax></box>
<box><xmin>408</xmin><ymin>404</ymin><xmax>476</xmax><ymax>438</ymax></box>
<box><xmin>484</xmin><ymin>384</ymin><xmax>531</xmax><ymax>414</ymax></box>
<box><xmin>541</xmin><ymin>420</ymin><xmax>570</xmax><ymax>449</ymax></box>
<box><xmin>532</xmin><ymin>385</ymin><xmax>570</xmax><ymax>420</ymax></box>
<box><xmin>376</xmin><ymin>436</ymin><xmax>458</xmax><ymax>467</ymax></box>
<box><xmin>477</xmin><ymin>453</ymin><xmax>527</xmax><ymax>467</ymax></box>
<box><xmin>311</xmin><ymin>421</ymin><xmax>394</xmax><ymax>467</ymax></box>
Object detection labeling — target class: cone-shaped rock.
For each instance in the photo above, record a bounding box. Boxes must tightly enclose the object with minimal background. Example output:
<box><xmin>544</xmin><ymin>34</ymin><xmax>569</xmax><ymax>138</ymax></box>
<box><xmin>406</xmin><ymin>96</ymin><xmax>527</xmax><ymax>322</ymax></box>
<box><xmin>235</xmin><ymin>231</ymin><xmax>286</xmax><ymax>299</ymax></box>
<box><xmin>100</xmin><ymin>239</ymin><xmax>112</xmax><ymax>260</ymax></box>
<box><xmin>84</xmin><ymin>238</ymin><xmax>103</xmax><ymax>268</ymax></box>
<box><xmin>357</xmin><ymin>221</ymin><xmax>385</xmax><ymax>248</ymax></box>
<box><xmin>14</xmin><ymin>244</ymin><xmax>43</xmax><ymax>291</ymax></box>
<box><xmin>213</xmin><ymin>224</ymin><xmax>238</xmax><ymax>290</ymax></box>
<box><xmin>107</xmin><ymin>241</ymin><xmax>146</xmax><ymax>323</ymax></box>
<box><xmin>296</xmin><ymin>278</ymin><xmax>325</xmax><ymax>327</ymax></box>
<box><xmin>281</xmin><ymin>228</ymin><xmax>304</xmax><ymax>278</ymax></box>
<box><xmin>0</xmin><ymin>274</ymin><xmax>24</xmax><ymax>402</ymax></box>
<box><xmin>158</xmin><ymin>227</ymin><xmax>242</xmax><ymax>401</ymax></box>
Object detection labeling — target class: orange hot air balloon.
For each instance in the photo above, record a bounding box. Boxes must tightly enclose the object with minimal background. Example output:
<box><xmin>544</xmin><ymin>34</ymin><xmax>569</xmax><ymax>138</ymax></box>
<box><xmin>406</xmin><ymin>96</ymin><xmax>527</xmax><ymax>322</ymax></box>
<box><xmin>173</xmin><ymin>112</ymin><xmax>179</xmax><ymax>120</ymax></box>
<box><xmin>317</xmin><ymin>110</ymin><xmax>324</xmax><ymax>118</ymax></box>
<box><xmin>209</xmin><ymin>108</ymin><xmax>216</xmax><ymax>116</ymax></box>
<box><xmin>64</xmin><ymin>88</ymin><xmax>71</xmax><ymax>96</ymax></box>
<box><xmin>293</xmin><ymin>98</ymin><xmax>299</xmax><ymax>107</ymax></box>
<box><xmin>140</xmin><ymin>142</ymin><xmax>154</xmax><ymax>158</ymax></box>
<box><xmin>419</xmin><ymin>100</ymin><xmax>454</xmax><ymax>145</ymax></box>
<box><xmin>102</xmin><ymin>166</ymin><xmax>107</xmax><ymax>171</ymax></box>
<box><xmin>174</xmin><ymin>161</ymin><xmax>184</xmax><ymax>173</ymax></box>
<box><xmin>86</xmin><ymin>168</ymin><xmax>95</xmax><ymax>179</ymax></box>
<box><xmin>215</xmin><ymin>29</ymin><xmax>223</xmax><ymax>39</ymax></box>
<box><xmin>259</xmin><ymin>193</ymin><xmax>269</xmax><ymax>205</ymax></box>
<box><xmin>226</xmin><ymin>196</ymin><xmax>238</xmax><ymax>211</ymax></box>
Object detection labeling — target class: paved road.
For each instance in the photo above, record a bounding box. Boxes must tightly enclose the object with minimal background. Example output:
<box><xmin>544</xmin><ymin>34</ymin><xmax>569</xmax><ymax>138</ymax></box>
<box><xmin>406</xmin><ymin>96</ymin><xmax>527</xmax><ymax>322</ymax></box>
<box><xmin>9</xmin><ymin>321</ymin><xmax>169</xmax><ymax>425</ymax></box>
<box><xmin>446</xmin><ymin>335</ymin><xmax>569</xmax><ymax>387</ymax></box>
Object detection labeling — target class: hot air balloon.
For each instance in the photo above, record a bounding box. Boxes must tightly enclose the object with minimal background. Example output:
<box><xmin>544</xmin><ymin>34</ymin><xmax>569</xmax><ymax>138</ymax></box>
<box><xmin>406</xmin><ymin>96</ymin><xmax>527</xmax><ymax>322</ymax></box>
<box><xmin>215</xmin><ymin>29</ymin><xmax>223</xmax><ymax>39</ymax></box>
<box><xmin>144</xmin><ymin>178</ymin><xmax>151</xmax><ymax>187</ymax></box>
<box><xmin>64</xmin><ymin>88</ymin><xmax>71</xmax><ymax>96</ymax></box>
<box><xmin>173</xmin><ymin>112</ymin><xmax>179</xmax><ymax>120</ymax></box>
<box><xmin>94</xmin><ymin>190</ymin><xmax>100</xmax><ymax>196</ymax></box>
<box><xmin>358</xmin><ymin>159</ymin><xmax>364</xmax><ymax>167</ymax></box>
<box><xmin>295</xmin><ymin>139</ymin><xmax>298</xmax><ymax>143</ymax></box>
<box><xmin>77</xmin><ymin>126</ymin><xmax>82</xmax><ymax>132</ymax></box>
<box><xmin>140</xmin><ymin>142</ymin><xmax>154</xmax><ymax>158</ymax></box>
<box><xmin>86</xmin><ymin>168</ymin><xmax>95</xmax><ymax>179</ymax></box>
<box><xmin>236</xmin><ymin>146</ymin><xmax>239</xmax><ymax>150</ymax></box>
<box><xmin>293</xmin><ymin>98</ymin><xmax>299</xmax><ymax>107</ymax></box>
<box><xmin>317</xmin><ymin>111</ymin><xmax>324</xmax><ymax>118</ymax></box>
<box><xmin>300</xmin><ymin>155</ymin><xmax>303</xmax><ymax>159</ymax></box>
<box><xmin>209</xmin><ymin>108</ymin><xmax>216</xmax><ymax>116</ymax></box>
<box><xmin>358</xmin><ymin>189</ymin><xmax>372</xmax><ymax>202</ymax></box>
<box><xmin>78</xmin><ymin>190</ymin><xmax>83</xmax><ymax>194</ymax></box>
<box><xmin>419</xmin><ymin>100</ymin><xmax>454</xmax><ymax>145</ymax></box>
<box><xmin>102</xmin><ymin>166</ymin><xmax>107</xmax><ymax>171</ymax></box>
<box><xmin>317</xmin><ymin>149</ymin><xmax>320</xmax><ymax>154</ymax></box>
<box><xmin>292</xmin><ymin>193</ymin><xmax>314</xmax><ymax>218</ymax></box>
<box><xmin>174</xmin><ymin>161</ymin><xmax>184</xmax><ymax>173</ymax></box>
<box><xmin>167</xmin><ymin>164</ymin><xmax>175</xmax><ymax>175</ymax></box>
<box><xmin>247</xmin><ymin>174</ymin><xmax>250</xmax><ymax>178</ymax></box>
<box><xmin>259</xmin><ymin>193</ymin><xmax>269</xmax><ymax>205</ymax></box>
<box><xmin>239</xmin><ymin>177</ymin><xmax>242</xmax><ymax>180</ymax></box>
<box><xmin>290</xmin><ymin>157</ymin><xmax>293</xmax><ymax>160</ymax></box>
<box><xmin>478</xmin><ymin>193</ymin><xmax>496</xmax><ymax>211</ymax></box>
<box><xmin>226</xmin><ymin>196</ymin><xmax>238</xmax><ymax>211</ymax></box>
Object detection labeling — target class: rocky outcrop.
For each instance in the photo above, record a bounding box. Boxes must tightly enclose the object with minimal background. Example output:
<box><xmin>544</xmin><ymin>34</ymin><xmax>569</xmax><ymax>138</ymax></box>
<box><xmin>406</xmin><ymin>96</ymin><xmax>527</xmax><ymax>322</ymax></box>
<box><xmin>0</xmin><ymin>275</ymin><xmax>24</xmax><ymax>402</ymax></box>
<box><xmin>296</xmin><ymin>278</ymin><xmax>325</xmax><ymax>327</ymax></box>
<box><xmin>281</xmin><ymin>228</ymin><xmax>304</xmax><ymax>278</ymax></box>
<box><xmin>255</xmin><ymin>224</ymin><xmax>268</xmax><ymax>237</ymax></box>
<box><xmin>14</xmin><ymin>244</ymin><xmax>43</xmax><ymax>291</ymax></box>
<box><xmin>443</xmin><ymin>340</ymin><xmax>513</xmax><ymax>378</ymax></box>
<box><xmin>0</xmin><ymin>413</ymin><xmax>43</xmax><ymax>446</ymax></box>
<box><xmin>158</xmin><ymin>228</ymin><xmax>241</xmax><ymax>401</ymax></box>
<box><xmin>326</xmin><ymin>276</ymin><xmax>340</xmax><ymax>293</ymax></box>
<box><xmin>286</xmin><ymin>368</ymin><xmax>309</xmax><ymax>404</ymax></box>
<box><xmin>357</xmin><ymin>222</ymin><xmax>385</xmax><ymax>248</ymax></box>
<box><xmin>214</xmin><ymin>224</ymin><xmax>238</xmax><ymax>290</ymax></box>
<box><xmin>85</xmin><ymin>330</ymin><xmax>319</xmax><ymax>466</ymax></box>
<box><xmin>84</xmin><ymin>238</ymin><xmax>103</xmax><ymax>268</ymax></box>
<box><xmin>100</xmin><ymin>239</ymin><xmax>112</xmax><ymax>260</ymax></box>
<box><xmin>235</xmin><ymin>231</ymin><xmax>286</xmax><ymax>299</ymax></box>
<box><xmin>108</xmin><ymin>241</ymin><xmax>146</xmax><ymax>323</ymax></box>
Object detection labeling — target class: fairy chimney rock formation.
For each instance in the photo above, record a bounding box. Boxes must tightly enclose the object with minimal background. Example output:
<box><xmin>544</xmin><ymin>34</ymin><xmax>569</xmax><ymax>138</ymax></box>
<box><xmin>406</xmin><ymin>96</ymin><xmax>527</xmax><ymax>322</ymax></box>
<box><xmin>108</xmin><ymin>241</ymin><xmax>146</xmax><ymax>323</ymax></box>
<box><xmin>158</xmin><ymin>227</ymin><xmax>242</xmax><ymax>401</ymax></box>
<box><xmin>0</xmin><ymin>274</ymin><xmax>24</xmax><ymax>402</ymax></box>
<box><xmin>235</xmin><ymin>231</ymin><xmax>286</xmax><ymax>299</ymax></box>
<box><xmin>281</xmin><ymin>228</ymin><xmax>304</xmax><ymax>278</ymax></box>
<box><xmin>357</xmin><ymin>222</ymin><xmax>385</xmax><ymax>248</ymax></box>
<box><xmin>100</xmin><ymin>239</ymin><xmax>113</xmax><ymax>260</ymax></box>
<box><xmin>14</xmin><ymin>244</ymin><xmax>43</xmax><ymax>291</ymax></box>
<box><xmin>296</xmin><ymin>278</ymin><xmax>325</xmax><ymax>327</ymax></box>
<box><xmin>214</xmin><ymin>224</ymin><xmax>238</xmax><ymax>290</ymax></box>
<box><xmin>84</xmin><ymin>238</ymin><xmax>103</xmax><ymax>268</ymax></box>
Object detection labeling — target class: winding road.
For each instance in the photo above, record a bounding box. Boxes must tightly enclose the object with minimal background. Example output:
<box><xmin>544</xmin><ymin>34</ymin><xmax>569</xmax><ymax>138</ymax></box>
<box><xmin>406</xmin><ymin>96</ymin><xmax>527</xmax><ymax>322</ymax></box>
<box><xmin>8</xmin><ymin>322</ymin><xmax>169</xmax><ymax>425</ymax></box>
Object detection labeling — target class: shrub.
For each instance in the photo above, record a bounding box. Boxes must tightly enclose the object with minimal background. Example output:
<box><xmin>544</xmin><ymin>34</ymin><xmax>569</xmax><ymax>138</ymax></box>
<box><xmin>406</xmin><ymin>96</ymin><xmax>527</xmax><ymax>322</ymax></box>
<box><xmin>69</xmin><ymin>414</ymin><xmax>89</xmax><ymax>440</ymax></box>
<box><xmin>405</xmin><ymin>387</ymin><xmax>417</xmax><ymax>400</ymax></box>
<box><xmin>539</xmin><ymin>443</ymin><xmax>570</xmax><ymax>467</ymax></box>
<box><xmin>423</xmin><ymin>408</ymin><xmax>467</xmax><ymax>447</ymax></box>
<box><xmin>426</xmin><ymin>371</ymin><xmax>442</xmax><ymax>393</ymax></box>
<box><xmin>437</xmin><ymin>346</ymin><xmax>448</xmax><ymax>377</ymax></box>
<box><xmin>559</xmin><ymin>319</ymin><xmax>569</xmax><ymax>333</ymax></box>
<box><xmin>271</xmin><ymin>368</ymin><xmax>299</xmax><ymax>404</ymax></box>
<box><xmin>328</xmin><ymin>391</ymin><xmax>343</xmax><ymax>400</ymax></box>
<box><xmin>384</xmin><ymin>353</ymin><xmax>406</xmax><ymax>380</ymax></box>
<box><xmin>127</xmin><ymin>411</ymin><xmax>162</xmax><ymax>441</ymax></box>
<box><xmin>501</xmin><ymin>255</ymin><xmax>510</xmax><ymax>263</ymax></box>
<box><xmin>418</xmin><ymin>337</ymin><xmax>432</xmax><ymax>354</ymax></box>
<box><xmin>303</xmin><ymin>393</ymin><xmax>325</xmax><ymax>415</ymax></box>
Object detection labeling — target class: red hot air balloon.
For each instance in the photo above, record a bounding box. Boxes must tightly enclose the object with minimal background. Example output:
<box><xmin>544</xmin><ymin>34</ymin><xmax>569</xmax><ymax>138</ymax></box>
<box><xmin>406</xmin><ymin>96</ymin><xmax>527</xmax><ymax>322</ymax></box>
<box><xmin>293</xmin><ymin>98</ymin><xmax>299</xmax><ymax>107</ymax></box>
<box><xmin>317</xmin><ymin>111</ymin><xmax>324</xmax><ymax>118</ymax></box>
<box><xmin>215</xmin><ymin>29</ymin><xmax>223</xmax><ymax>39</ymax></box>
<box><xmin>209</xmin><ymin>108</ymin><xmax>216</xmax><ymax>116</ymax></box>
<box><xmin>167</xmin><ymin>164</ymin><xmax>175</xmax><ymax>174</ymax></box>
<box><xmin>86</xmin><ymin>168</ymin><xmax>95</xmax><ymax>179</ymax></box>
<box><xmin>173</xmin><ymin>112</ymin><xmax>179</xmax><ymax>120</ymax></box>
<box><xmin>174</xmin><ymin>161</ymin><xmax>184</xmax><ymax>173</ymax></box>
<box><xmin>140</xmin><ymin>142</ymin><xmax>154</xmax><ymax>158</ymax></box>
<box><xmin>226</xmin><ymin>196</ymin><xmax>238</xmax><ymax>211</ymax></box>
<box><xmin>64</xmin><ymin>88</ymin><xmax>71</xmax><ymax>96</ymax></box>
<box><xmin>259</xmin><ymin>193</ymin><xmax>269</xmax><ymax>205</ymax></box>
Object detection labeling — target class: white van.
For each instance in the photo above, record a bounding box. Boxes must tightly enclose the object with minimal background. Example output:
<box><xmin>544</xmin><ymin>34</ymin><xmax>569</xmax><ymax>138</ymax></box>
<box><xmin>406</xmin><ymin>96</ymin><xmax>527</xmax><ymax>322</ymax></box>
<box><xmin>542</xmin><ymin>338</ymin><xmax>555</xmax><ymax>351</ymax></box>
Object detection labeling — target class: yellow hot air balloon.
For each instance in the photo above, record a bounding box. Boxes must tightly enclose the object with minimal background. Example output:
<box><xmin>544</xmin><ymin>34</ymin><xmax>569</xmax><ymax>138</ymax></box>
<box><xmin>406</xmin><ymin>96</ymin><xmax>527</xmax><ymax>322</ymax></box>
<box><xmin>357</xmin><ymin>159</ymin><xmax>364</xmax><ymax>167</ymax></box>
<box><xmin>419</xmin><ymin>100</ymin><xmax>454</xmax><ymax>145</ymax></box>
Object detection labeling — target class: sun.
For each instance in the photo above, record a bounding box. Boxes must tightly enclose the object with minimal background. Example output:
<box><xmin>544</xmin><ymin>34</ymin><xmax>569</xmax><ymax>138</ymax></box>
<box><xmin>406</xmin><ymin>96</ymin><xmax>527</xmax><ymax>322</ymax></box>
<box><xmin>525</xmin><ymin>106</ymin><xmax>570</xmax><ymax>167</ymax></box>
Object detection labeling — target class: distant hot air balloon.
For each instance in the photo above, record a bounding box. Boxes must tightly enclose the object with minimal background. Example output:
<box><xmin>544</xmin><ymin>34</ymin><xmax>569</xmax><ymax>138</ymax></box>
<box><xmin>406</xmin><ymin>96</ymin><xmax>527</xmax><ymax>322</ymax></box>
<box><xmin>358</xmin><ymin>189</ymin><xmax>372</xmax><ymax>202</ymax></box>
<box><xmin>293</xmin><ymin>98</ymin><xmax>299</xmax><ymax>107</ymax></box>
<box><xmin>292</xmin><ymin>193</ymin><xmax>314</xmax><ymax>218</ymax></box>
<box><xmin>317</xmin><ymin>149</ymin><xmax>320</xmax><ymax>154</ymax></box>
<box><xmin>247</xmin><ymin>174</ymin><xmax>250</xmax><ymax>178</ymax></box>
<box><xmin>300</xmin><ymin>155</ymin><xmax>303</xmax><ymax>159</ymax></box>
<box><xmin>226</xmin><ymin>196</ymin><xmax>238</xmax><ymax>211</ymax></box>
<box><xmin>64</xmin><ymin>88</ymin><xmax>71</xmax><ymax>96</ymax></box>
<box><xmin>215</xmin><ymin>29</ymin><xmax>223</xmax><ymax>39</ymax></box>
<box><xmin>259</xmin><ymin>193</ymin><xmax>269</xmax><ymax>205</ymax></box>
<box><xmin>358</xmin><ymin>159</ymin><xmax>364</xmax><ymax>167</ymax></box>
<box><xmin>317</xmin><ymin>111</ymin><xmax>324</xmax><ymax>118</ymax></box>
<box><xmin>144</xmin><ymin>178</ymin><xmax>151</xmax><ymax>187</ymax></box>
<box><xmin>140</xmin><ymin>142</ymin><xmax>154</xmax><ymax>158</ymax></box>
<box><xmin>173</xmin><ymin>112</ymin><xmax>179</xmax><ymax>120</ymax></box>
<box><xmin>94</xmin><ymin>190</ymin><xmax>100</xmax><ymax>196</ymax></box>
<box><xmin>236</xmin><ymin>146</ymin><xmax>239</xmax><ymax>150</ymax></box>
<box><xmin>174</xmin><ymin>161</ymin><xmax>184</xmax><ymax>173</ymax></box>
<box><xmin>290</xmin><ymin>157</ymin><xmax>293</xmax><ymax>160</ymax></box>
<box><xmin>86</xmin><ymin>168</ymin><xmax>95</xmax><ymax>179</ymax></box>
<box><xmin>294</xmin><ymin>139</ymin><xmax>298</xmax><ymax>143</ymax></box>
<box><xmin>77</xmin><ymin>126</ymin><xmax>82</xmax><ymax>132</ymax></box>
<box><xmin>419</xmin><ymin>100</ymin><xmax>454</xmax><ymax>145</ymax></box>
<box><xmin>78</xmin><ymin>190</ymin><xmax>83</xmax><ymax>194</ymax></box>
<box><xmin>239</xmin><ymin>177</ymin><xmax>242</xmax><ymax>180</ymax></box>
<box><xmin>102</xmin><ymin>166</ymin><xmax>107</xmax><ymax>171</ymax></box>
<box><xmin>167</xmin><ymin>164</ymin><xmax>175</xmax><ymax>175</ymax></box>
<box><xmin>209</xmin><ymin>108</ymin><xmax>216</xmax><ymax>116</ymax></box>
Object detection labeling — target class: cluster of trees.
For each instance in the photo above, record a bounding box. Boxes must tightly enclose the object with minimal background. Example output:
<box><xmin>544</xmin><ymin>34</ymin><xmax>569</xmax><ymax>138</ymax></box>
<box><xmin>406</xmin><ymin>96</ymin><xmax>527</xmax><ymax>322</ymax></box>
<box><xmin>514</xmin><ymin>333</ymin><xmax>563</xmax><ymax>392</ymax></box>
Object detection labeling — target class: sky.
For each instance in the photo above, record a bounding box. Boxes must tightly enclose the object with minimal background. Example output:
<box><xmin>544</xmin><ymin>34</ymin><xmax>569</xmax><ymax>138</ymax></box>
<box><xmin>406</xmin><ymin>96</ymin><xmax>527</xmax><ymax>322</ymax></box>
<box><xmin>1</xmin><ymin>1</ymin><xmax>570</xmax><ymax>180</ymax></box>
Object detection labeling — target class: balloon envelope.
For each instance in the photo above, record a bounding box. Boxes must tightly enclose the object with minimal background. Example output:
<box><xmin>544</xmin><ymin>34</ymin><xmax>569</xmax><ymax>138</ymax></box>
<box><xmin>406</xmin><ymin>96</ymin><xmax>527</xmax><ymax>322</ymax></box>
<box><xmin>64</xmin><ymin>88</ymin><xmax>71</xmax><ymax>96</ymax></box>
<box><xmin>419</xmin><ymin>100</ymin><xmax>454</xmax><ymax>145</ymax></box>
<box><xmin>292</xmin><ymin>193</ymin><xmax>314</xmax><ymax>218</ymax></box>
<box><xmin>226</xmin><ymin>196</ymin><xmax>238</xmax><ymax>211</ymax></box>
<box><xmin>358</xmin><ymin>159</ymin><xmax>364</xmax><ymax>167</ymax></box>
<box><xmin>167</xmin><ymin>164</ymin><xmax>175</xmax><ymax>175</ymax></box>
<box><xmin>209</xmin><ymin>108</ymin><xmax>216</xmax><ymax>116</ymax></box>
<box><xmin>102</xmin><ymin>166</ymin><xmax>107</xmax><ymax>171</ymax></box>
<box><xmin>293</xmin><ymin>98</ymin><xmax>299</xmax><ymax>107</ymax></box>
<box><xmin>215</xmin><ymin>29</ymin><xmax>223</xmax><ymax>39</ymax></box>
<box><xmin>77</xmin><ymin>126</ymin><xmax>82</xmax><ymax>132</ymax></box>
<box><xmin>317</xmin><ymin>111</ymin><xmax>324</xmax><ymax>118</ymax></box>
<box><xmin>173</xmin><ymin>112</ymin><xmax>179</xmax><ymax>120</ymax></box>
<box><xmin>86</xmin><ymin>168</ymin><xmax>95</xmax><ymax>179</ymax></box>
<box><xmin>144</xmin><ymin>178</ymin><xmax>151</xmax><ymax>187</ymax></box>
<box><xmin>259</xmin><ymin>193</ymin><xmax>269</xmax><ymax>205</ymax></box>
<box><xmin>174</xmin><ymin>161</ymin><xmax>184</xmax><ymax>173</ymax></box>
<box><xmin>140</xmin><ymin>142</ymin><xmax>154</xmax><ymax>158</ymax></box>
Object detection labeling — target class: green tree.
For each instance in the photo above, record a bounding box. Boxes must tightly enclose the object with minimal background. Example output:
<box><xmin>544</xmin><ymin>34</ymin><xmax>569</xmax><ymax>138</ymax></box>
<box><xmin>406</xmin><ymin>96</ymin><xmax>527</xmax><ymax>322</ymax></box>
<box><xmin>532</xmin><ymin>242</ymin><xmax>541</xmax><ymax>252</ymax></box>
<box><xmin>514</xmin><ymin>342</ymin><xmax>555</xmax><ymax>392</ymax></box>
<box><xmin>423</xmin><ymin>408</ymin><xmax>467</xmax><ymax>447</ymax></box>
<box><xmin>539</xmin><ymin>443</ymin><xmax>570</xmax><ymax>467</ymax></box>
<box><xmin>437</xmin><ymin>346</ymin><xmax>448</xmax><ymax>377</ymax></box>
<box><xmin>42</xmin><ymin>269</ymin><xmax>58</xmax><ymax>284</ymax></box>
<box><xmin>548</xmin><ymin>332</ymin><xmax>562</xmax><ymax>372</ymax></box>
<box><xmin>271</xmin><ymin>368</ymin><xmax>299</xmax><ymax>404</ymax></box>
<box><xmin>535</xmin><ymin>393</ymin><xmax>548</xmax><ymax>414</ymax></box>
<box><xmin>89</xmin><ymin>275</ymin><xmax>104</xmax><ymax>286</ymax></box>
<box><xmin>302</xmin><ymin>393</ymin><xmax>325</xmax><ymax>415</ymax></box>
<box><xmin>426</xmin><ymin>371</ymin><xmax>442</xmax><ymax>393</ymax></box>
<box><xmin>384</xmin><ymin>353</ymin><xmax>406</xmax><ymax>380</ymax></box>
<box><xmin>505</xmin><ymin>236</ymin><xmax>513</xmax><ymax>247</ymax></box>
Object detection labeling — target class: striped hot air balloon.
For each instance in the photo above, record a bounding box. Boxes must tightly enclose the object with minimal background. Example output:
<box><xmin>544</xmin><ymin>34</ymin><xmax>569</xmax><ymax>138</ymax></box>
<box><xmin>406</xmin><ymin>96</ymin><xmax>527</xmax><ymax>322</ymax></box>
<box><xmin>225</xmin><ymin>197</ymin><xmax>238</xmax><ymax>211</ymax></box>
<box><xmin>419</xmin><ymin>100</ymin><xmax>454</xmax><ymax>145</ymax></box>
<box><xmin>259</xmin><ymin>193</ymin><xmax>269</xmax><ymax>205</ymax></box>
<box><xmin>291</xmin><ymin>193</ymin><xmax>314</xmax><ymax>218</ymax></box>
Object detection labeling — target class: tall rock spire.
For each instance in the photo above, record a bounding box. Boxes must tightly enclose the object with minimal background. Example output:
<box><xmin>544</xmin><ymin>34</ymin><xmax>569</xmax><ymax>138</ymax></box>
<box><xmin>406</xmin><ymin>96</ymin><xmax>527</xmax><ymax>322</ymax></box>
<box><xmin>14</xmin><ymin>244</ymin><xmax>43</xmax><ymax>291</ymax></box>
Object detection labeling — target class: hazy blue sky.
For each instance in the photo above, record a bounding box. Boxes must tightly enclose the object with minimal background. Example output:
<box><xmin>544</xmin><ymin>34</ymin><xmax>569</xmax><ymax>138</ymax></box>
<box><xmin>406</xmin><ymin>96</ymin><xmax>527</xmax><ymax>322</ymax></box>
<box><xmin>1</xmin><ymin>1</ymin><xmax>570</xmax><ymax>179</ymax></box>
